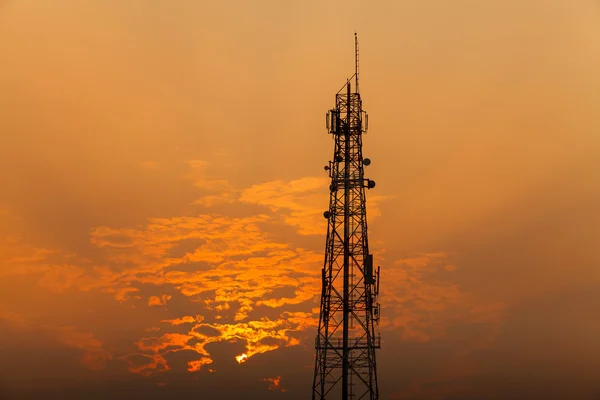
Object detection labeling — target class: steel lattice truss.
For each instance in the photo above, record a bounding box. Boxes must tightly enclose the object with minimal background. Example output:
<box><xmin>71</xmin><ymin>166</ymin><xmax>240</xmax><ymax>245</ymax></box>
<box><xmin>312</xmin><ymin>74</ymin><xmax>381</xmax><ymax>400</ymax></box>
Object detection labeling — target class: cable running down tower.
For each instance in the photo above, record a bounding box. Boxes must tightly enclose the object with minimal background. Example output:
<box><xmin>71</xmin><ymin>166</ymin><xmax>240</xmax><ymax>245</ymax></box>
<box><xmin>312</xmin><ymin>33</ymin><xmax>381</xmax><ymax>400</ymax></box>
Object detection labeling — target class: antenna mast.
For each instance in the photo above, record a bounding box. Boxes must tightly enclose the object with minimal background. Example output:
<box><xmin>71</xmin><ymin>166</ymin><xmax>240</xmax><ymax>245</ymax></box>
<box><xmin>355</xmin><ymin>32</ymin><xmax>359</xmax><ymax>93</ymax></box>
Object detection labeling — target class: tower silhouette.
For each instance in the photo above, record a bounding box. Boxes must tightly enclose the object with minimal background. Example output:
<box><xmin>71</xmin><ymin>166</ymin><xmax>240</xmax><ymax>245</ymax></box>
<box><xmin>312</xmin><ymin>34</ymin><xmax>381</xmax><ymax>400</ymax></box>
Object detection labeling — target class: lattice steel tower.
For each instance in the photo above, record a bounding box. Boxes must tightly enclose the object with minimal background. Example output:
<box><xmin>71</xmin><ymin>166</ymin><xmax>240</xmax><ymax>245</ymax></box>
<box><xmin>312</xmin><ymin>34</ymin><xmax>381</xmax><ymax>400</ymax></box>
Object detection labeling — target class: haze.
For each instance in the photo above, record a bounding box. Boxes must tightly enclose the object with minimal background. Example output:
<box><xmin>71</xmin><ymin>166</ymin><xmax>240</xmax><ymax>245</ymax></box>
<box><xmin>1</xmin><ymin>1</ymin><xmax>599</xmax><ymax>399</ymax></box>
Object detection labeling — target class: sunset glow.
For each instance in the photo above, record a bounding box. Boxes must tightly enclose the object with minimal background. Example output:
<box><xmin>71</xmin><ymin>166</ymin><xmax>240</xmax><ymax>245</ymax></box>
<box><xmin>0</xmin><ymin>1</ymin><xmax>599</xmax><ymax>399</ymax></box>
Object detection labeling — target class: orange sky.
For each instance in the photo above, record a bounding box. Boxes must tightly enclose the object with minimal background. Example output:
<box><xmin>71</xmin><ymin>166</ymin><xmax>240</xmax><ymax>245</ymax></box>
<box><xmin>1</xmin><ymin>1</ymin><xmax>600</xmax><ymax>399</ymax></box>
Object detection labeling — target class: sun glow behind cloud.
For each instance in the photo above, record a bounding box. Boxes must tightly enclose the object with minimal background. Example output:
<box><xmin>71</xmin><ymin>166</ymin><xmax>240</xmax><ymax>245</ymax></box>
<box><xmin>0</xmin><ymin>163</ymin><xmax>336</xmax><ymax>378</ymax></box>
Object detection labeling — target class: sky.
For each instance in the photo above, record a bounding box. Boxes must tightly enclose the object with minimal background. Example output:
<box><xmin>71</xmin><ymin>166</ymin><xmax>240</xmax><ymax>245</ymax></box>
<box><xmin>1</xmin><ymin>0</ymin><xmax>600</xmax><ymax>399</ymax></box>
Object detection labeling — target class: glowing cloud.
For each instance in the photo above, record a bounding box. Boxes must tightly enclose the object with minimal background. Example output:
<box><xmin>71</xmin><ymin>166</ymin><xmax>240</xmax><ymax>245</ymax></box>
<box><xmin>239</xmin><ymin>176</ymin><xmax>391</xmax><ymax>235</ymax></box>
<box><xmin>263</xmin><ymin>376</ymin><xmax>287</xmax><ymax>392</ymax></box>
<box><xmin>148</xmin><ymin>294</ymin><xmax>172</xmax><ymax>307</ymax></box>
<box><xmin>236</xmin><ymin>353</ymin><xmax>248</xmax><ymax>364</ymax></box>
<box><xmin>187</xmin><ymin>160</ymin><xmax>238</xmax><ymax>207</ymax></box>
<box><xmin>239</xmin><ymin>177</ymin><xmax>329</xmax><ymax>235</ymax></box>
<box><xmin>161</xmin><ymin>315</ymin><xmax>201</xmax><ymax>326</ymax></box>
<box><xmin>187</xmin><ymin>357</ymin><xmax>213</xmax><ymax>372</ymax></box>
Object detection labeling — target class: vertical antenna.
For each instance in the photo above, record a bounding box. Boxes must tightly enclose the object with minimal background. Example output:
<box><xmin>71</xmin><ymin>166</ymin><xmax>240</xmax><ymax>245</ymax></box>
<box><xmin>355</xmin><ymin>32</ymin><xmax>359</xmax><ymax>93</ymax></box>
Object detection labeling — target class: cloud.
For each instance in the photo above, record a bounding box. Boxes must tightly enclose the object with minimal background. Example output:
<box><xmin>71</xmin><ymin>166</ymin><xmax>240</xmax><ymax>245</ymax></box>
<box><xmin>55</xmin><ymin>326</ymin><xmax>112</xmax><ymax>370</ymax></box>
<box><xmin>5</xmin><ymin>198</ymin><xmax>502</xmax><ymax>391</ymax></box>
<box><xmin>38</xmin><ymin>264</ymin><xmax>87</xmax><ymax>292</ymax></box>
<box><xmin>240</xmin><ymin>176</ymin><xmax>391</xmax><ymax>235</ymax></box>
<box><xmin>383</xmin><ymin>253</ymin><xmax>507</xmax><ymax>399</ymax></box>
<box><xmin>0</xmin><ymin>206</ymin><xmax>324</xmax><ymax>380</ymax></box>
<box><xmin>123</xmin><ymin>353</ymin><xmax>170</xmax><ymax>376</ymax></box>
<box><xmin>135</xmin><ymin>333</ymin><xmax>195</xmax><ymax>353</ymax></box>
<box><xmin>148</xmin><ymin>294</ymin><xmax>172</xmax><ymax>307</ymax></box>
<box><xmin>190</xmin><ymin>316</ymin><xmax>305</xmax><ymax>362</ymax></box>
<box><xmin>0</xmin><ymin>170</ymin><xmax>393</xmax><ymax>387</ymax></box>
<box><xmin>186</xmin><ymin>160</ymin><xmax>238</xmax><ymax>207</ymax></box>
<box><xmin>382</xmin><ymin>252</ymin><xmax>505</xmax><ymax>342</ymax></box>
<box><xmin>263</xmin><ymin>376</ymin><xmax>287</xmax><ymax>392</ymax></box>
<box><xmin>0</xmin><ymin>312</ymin><xmax>112</xmax><ymax>371</ymax></box>
<box><xmin>108</xmin><ymin>286</ymin><xmax>142</xmax><ymax>302</ymax></box>
<box><xmin>185</xmin><ymin>162</ymin><xmax>388</xmax><ymax>236</ymax></box>
<box><xmin>187</xmin><ymin>357</ymin><xmax>213</xmax><ymax>372</ymax></box>
<box><xmin>0</xmin><ymin>234</ymin><xmax>60</xmax><ymax>278</ymax></box>
<box><xmin>239</xmin><ymin>177</ymin><xmax>329</xmax><ymax>235</ymax></box>
<box><xmin>2</xmin><ymin>186</ymin><xmax>505</xmax><ymax>395</ymax></box>
<box><xmin>161</xmin><ymin>316</ymin><xmax>200</xmax><ymax>326</ymax></box>
<box><xmin>90</xmin><ymin>214</ymin><xmax>281</xmax><ymax>269</ymax></box>
<box><xmin>192</xmin><ymin>193</ymin><xmax>237</xmax><ymax>207</ymax></box>
<box><xmin>87</xmin><ymin>213</ymin><xmax>323</xmax><ymax>322</ymax></box>
<box><xmin>27</xmin><ymin>208</ymin><xmax>324</xmax><ymax>376</ymax></box>
<box><xmin>128</xmin><ymin>310</ymin><xmax>319</xmax><ymax>376</ymax></box>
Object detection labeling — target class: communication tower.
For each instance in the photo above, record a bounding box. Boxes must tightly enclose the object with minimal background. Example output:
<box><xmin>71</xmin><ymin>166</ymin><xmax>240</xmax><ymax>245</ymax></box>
<box><xmin>312</xmin><ymin>34</ymin><xmax>381</xmax><ymax>400</ymax></box>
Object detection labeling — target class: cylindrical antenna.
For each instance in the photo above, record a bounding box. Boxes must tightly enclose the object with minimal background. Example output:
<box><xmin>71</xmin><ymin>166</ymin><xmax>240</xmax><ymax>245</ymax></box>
<box><xmin>355</xmin><ymin>32</ymin><xmax>359</xmax><ymax>93</ymax></box>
